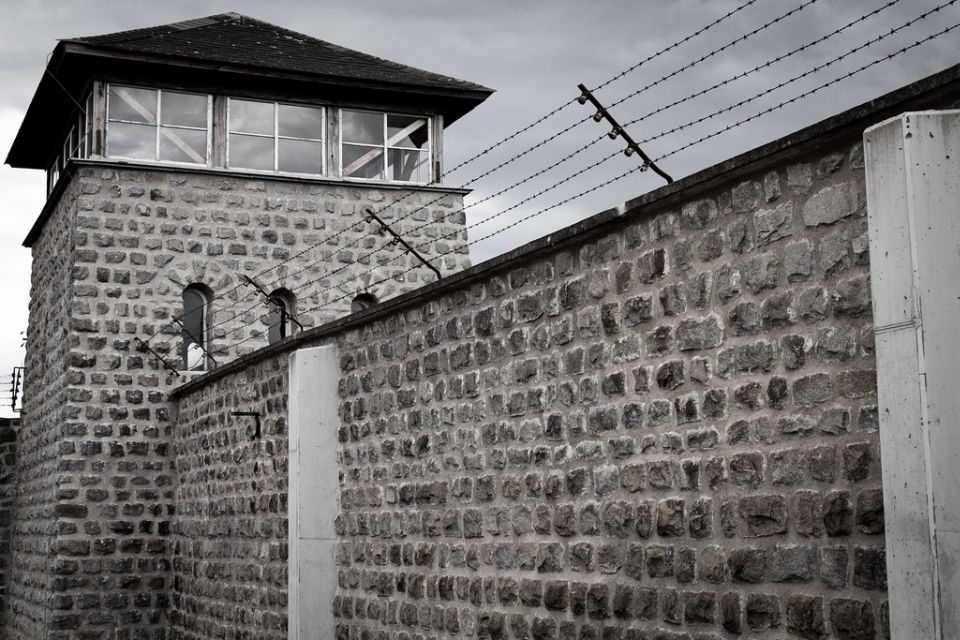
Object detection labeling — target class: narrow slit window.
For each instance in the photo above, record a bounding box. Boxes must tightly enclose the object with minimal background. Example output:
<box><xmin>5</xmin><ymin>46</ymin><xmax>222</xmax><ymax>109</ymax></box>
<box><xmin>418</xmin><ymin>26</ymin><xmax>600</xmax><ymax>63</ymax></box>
<box><xmin>267</xmin><ymin>290</ymin><xmax>297</xmax><ymax>344</ymax></box>
<box><xmin>341</xmin><ymin>110</ymin><xmax>430</xmax><ymax>183</ymax></box>
<box><xmin>106</xmin><ymin>85</ymin><xmax>210</xmax><ymax>165</ymax></box>
<box><xmin>182</xmin><ymin>287</ymin><xmax>210</xmax><ymax>371</ymax></box>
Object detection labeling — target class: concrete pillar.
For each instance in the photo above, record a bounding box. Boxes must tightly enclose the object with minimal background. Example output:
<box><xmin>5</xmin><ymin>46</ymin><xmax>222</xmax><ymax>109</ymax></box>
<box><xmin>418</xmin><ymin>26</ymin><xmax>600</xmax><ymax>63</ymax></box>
<box><xmin>288</xmin><ymin>345</ymin><xmax>341</xmax><ymax>640</ymax></box>
<box><xmin>864</xmin><ymin>110</ymin><xmax>960</xmax><ymax>640</ymax></box>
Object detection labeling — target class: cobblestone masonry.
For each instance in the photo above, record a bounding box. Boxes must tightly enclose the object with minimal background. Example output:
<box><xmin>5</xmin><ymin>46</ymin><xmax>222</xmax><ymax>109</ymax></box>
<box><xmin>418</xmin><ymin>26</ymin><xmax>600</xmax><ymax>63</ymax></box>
<box><xmin>326</xmin><ymin>141</ymin><xmax>886</xmax><ymax>640</ymax></box>
<box><xmin>2</xmin><ymin>164</ymin><xmax>468</xmax><ymax>639</ymax></box>
<box><xmin>5</xmin><ymin>181</ymin><xmax>80</xmax><ymax>639</ymax></box>
<box><xmin>0</xmin><ymin>419</ymin><xmax>17</xmax><ymax>628</ymax></box>
<box><xmin>170</xmin><ymin>354</ymin><xmax>290</xmax><ymax>640</ymax></box>
<box><xmin>169</xmin><ymin>136</ymin><xmax>888</xmax><ymax>639</ymax></box>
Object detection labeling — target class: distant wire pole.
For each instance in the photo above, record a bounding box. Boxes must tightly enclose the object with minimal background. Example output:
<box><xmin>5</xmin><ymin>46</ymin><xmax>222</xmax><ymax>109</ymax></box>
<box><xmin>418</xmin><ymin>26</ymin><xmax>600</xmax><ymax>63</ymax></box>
<box><xmin>576</xmin><ymin>83</ymin><xmax>673</xmax><ymax>184</ymax></box>
<box><xmin>363</xmin><ymin>207</ymin><xmax>441</xmax><ymax>278</ymax></box>
<box><xmin>10</xmin><ymin>367</ymin><xmax>23</xmax><ymax>413</ymax></box>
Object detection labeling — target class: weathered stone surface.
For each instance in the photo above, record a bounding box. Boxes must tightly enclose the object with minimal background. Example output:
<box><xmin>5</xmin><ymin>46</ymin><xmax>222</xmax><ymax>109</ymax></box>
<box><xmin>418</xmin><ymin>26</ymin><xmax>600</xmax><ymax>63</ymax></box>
<box><xmin>677</xmin><ymin>315</ymin><xmax>723</xmax><ymax>351</ymax></box>
<box><xmin>738</xmin><ymin>495</ymin><xmax>788</xmax><ymax>537</ymax></box>
<box><xmin>802</xmin><ymin>182</ymin><xmax>857</xmax><ymax>226</ymax></box>
<box><xmin>755</xmin><ymin>202</ymin><xmax>793</xmax><ymax>246</ymax></box>
<box><xmin>15</xmin><ymin>122</ymin><xmax>891</xmax><ymax>640</ymax></box>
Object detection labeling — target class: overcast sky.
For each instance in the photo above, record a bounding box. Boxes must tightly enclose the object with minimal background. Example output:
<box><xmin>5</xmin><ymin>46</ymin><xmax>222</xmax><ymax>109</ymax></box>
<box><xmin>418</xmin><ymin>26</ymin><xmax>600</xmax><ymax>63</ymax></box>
<box><xmin>0</xmin><ymin>0</ymin><xmax>957</xmax><ymax>416</ymax></box>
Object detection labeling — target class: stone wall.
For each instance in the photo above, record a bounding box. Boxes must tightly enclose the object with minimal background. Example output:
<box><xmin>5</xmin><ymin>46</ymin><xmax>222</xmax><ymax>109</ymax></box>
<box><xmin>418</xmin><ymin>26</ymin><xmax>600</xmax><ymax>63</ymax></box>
<box><xmin>3</xmin><ymin>180</ymin><xmax>81</xmax><ymax>639</ymax></box>
<box><xmin>163</xmin><ymin>68</ymin><xmax>960</xmax><ymax>639</ymax></box>
<box><xmin>2</xmin><ymin>163</ymin><xmax>469</xmax><ymax>639</ymax></box>
<box><xmin>0</xmin><ymin>418</ymin><xmax>18</xmax><ymax>627</ymax></box>
<box><xmin>325</xmin><ymin>139</ymin><xmax>885</xmax><ymax>639</ymax></box>
<box><xmin>170</xmin><ymin>354</ymin><xmax>290</xmax><ymax>640</ymax></box>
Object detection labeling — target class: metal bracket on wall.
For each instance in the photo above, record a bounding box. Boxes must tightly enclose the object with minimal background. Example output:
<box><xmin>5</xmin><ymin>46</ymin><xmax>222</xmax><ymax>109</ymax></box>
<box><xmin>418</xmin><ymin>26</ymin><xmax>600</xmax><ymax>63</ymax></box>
<box><xmin>576</xmin><ymin>83</ymin><xmax>673</xmax><ymax>185</ymax></box>
<box><xmin>232</xmin><ymin>410</ymin><xmax>262</xmax><ymax>440</ymax></box>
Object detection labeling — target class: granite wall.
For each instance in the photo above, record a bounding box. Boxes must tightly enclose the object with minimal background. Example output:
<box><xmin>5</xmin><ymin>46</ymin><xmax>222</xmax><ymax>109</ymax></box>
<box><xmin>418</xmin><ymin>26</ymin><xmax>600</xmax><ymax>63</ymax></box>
<box><xmin>2</xmin><ymin>164</ymin><xmax>468</xmax><ymax>640</ymax></box>
<box><xmin>170</xmin><ymin>132</ymin><xmax>888</xmax><ymax>640</ymax></box>
<box><xmin>324</xmin><ymin>139</ymin><xmax>884</xmax><ymax>640</ymax></box>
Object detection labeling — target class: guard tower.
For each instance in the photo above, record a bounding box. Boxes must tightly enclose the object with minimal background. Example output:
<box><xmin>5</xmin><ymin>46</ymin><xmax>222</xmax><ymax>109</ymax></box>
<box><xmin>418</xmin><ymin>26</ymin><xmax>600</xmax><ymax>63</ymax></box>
<box><xmin>3</xmin><ymin>13</ymin><xmax>491</xmax><ymax>638</ymax></box>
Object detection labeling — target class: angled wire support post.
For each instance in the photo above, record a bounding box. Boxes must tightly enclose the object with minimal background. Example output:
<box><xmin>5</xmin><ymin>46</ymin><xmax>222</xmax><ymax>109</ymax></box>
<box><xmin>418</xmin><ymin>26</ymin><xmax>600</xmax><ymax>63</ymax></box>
<box><xmin>168</xmin><ymin>317</ymin><xmax>218</xmax><ymax>365</ymax></box>
<box><xmin>134</xmin><ymin>337</ymin><xmax>180</xmax><ymax>377</ymax></box>
<box><xmin>576</xmin><ymin>83</ymin><xmax>673</xmax><ymax>185</ymax></box>
<box><xmin>362</xmin><ymin>206</ymin><xmax>441</xmax><ymax>278</ymax></box>
<box><xmin>240</xmin><ymin>275</ymin><xmax>305</xmax><ymax>331</ymax></box>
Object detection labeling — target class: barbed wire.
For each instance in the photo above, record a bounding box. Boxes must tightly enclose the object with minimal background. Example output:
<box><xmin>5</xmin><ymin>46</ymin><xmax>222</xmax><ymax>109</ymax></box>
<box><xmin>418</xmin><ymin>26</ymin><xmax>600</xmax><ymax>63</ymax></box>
<box><xmin>142</xmin><ymin>2</ymin><xmax>957</xmax><ymax>364</ymax></box>
<box><xmin>634</xmin><ymin>0</ymin><xmax>959</xmax><ymax>147</ymax></box>
<box><xmin>134</xmin><ymin>0</ymin><xmax>772</xmax><ymax>348</ymax></box>
<box><xmin>196</xmin><ymin>0</ymin><xmax>825</xmax><ymax>327</ymax></box>
<box><xmin>652</xmin><ymin>19</ymin><xmax>960</xmax><ymax>164</ymax></box>
<box><xmin>207</xmin><ymin>0</ymin><xmax>909</xmax><ymax>322</ymax></box>
<box><xmin>623</xmin><ymin>0</ymin><xmax>905</xmax><ymax>128</ymax></box>
<box><xmin>218</xmin><ymin>14</ymin><xmax>960</xmax><ymax>349</ymax></box>
<box><xmin>603</xmin><ymin>0</ymin><xmax>823</xmax><ymax>112</ymax></box>
<box><xmin>592</xmin><ymin>0</ymin><xmax>761</xmax><ymax>92</ymax></box>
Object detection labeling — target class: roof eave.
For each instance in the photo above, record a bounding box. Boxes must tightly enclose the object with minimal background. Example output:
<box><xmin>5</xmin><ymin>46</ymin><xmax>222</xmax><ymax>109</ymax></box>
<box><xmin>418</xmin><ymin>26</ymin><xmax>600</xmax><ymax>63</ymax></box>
<box><xmin>60</xmin><ymin>40</ymin><xmax>494</xmax><ymax>98</ymax></box>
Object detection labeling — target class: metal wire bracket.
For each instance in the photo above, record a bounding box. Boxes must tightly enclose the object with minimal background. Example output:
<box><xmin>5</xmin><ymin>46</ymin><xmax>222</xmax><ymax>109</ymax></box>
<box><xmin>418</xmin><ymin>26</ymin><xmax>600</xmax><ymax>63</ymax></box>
<box><xmin>576</xmin><ymin>83</ymin><xmax>673</xmax><ymax>184</ymax></box>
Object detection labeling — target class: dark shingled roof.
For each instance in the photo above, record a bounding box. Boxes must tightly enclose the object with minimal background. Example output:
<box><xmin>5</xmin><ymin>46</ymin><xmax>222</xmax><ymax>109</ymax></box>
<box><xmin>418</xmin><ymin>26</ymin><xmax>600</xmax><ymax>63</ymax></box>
<box><xmin>65</xmin><ymin>12</ymin><xmax>491</xmax><ymax>94</ymax></box>
<box><xmin>7</xmin><ymin>12</ymin><xmax>492</xmax><ymax>170</ymax></box>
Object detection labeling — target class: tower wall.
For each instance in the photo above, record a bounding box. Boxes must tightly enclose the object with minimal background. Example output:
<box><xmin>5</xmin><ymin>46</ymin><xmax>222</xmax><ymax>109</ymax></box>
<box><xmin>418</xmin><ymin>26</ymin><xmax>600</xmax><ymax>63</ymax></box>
<box><xmin>3</xmin><ymin>163</ymin><xmax>469</xmax><ymax>639</ymax></box>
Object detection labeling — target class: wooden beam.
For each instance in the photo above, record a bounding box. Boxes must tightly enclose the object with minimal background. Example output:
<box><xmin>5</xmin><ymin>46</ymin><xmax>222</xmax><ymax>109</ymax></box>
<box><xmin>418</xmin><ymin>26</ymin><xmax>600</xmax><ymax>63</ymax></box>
<box><xmin>115</xmin><ymin>87</ymin><xmax>206</xmax><ymax>164</ymax></box>
<box><xmin>342</xmin><ymin>119</ymin><xmax>425</xmax><ymax>178</ymax></box>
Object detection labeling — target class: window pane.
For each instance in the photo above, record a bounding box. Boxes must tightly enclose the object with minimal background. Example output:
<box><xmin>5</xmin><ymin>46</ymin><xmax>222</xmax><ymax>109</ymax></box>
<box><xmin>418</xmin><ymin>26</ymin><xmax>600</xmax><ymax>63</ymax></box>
<box><xmin>229</xmin><ymin>133</ymin><xmax>274</xmax><ymax>171</ymax></box>
<box><xmin>342</xmin><ymin>143</ymin><xmax>383</xmax><ymax>180</ymax></box>
<box><xmin>387</xmin><ymin>114</ymin><xmax>428</xmax><ymax>149</ymax></box>
<box><xmin>108</xmin><ymin>122</ymin><xmax>156</xmax><ymax>160</ymax></box>
<box><xmin>388</xmin><ymin>148</ymin><xmax>429</xmax><ymax>182</ymax></box>
<box><xmin>182</xmin><ymin>289</ymin><xmax>207</xmax><ymax>371</ymax></box>
<box><xmin>109</xmin><ymin>86</ymin><xmax>156</xmax><ymax>124</ymax></box>
<box><xmin>161</xmin><ymin>91</ymin><xmax>208</xmax><ymax>128</ymax></box>
<box><xmin>278</xmin><ymin>104</ymin><xmax>323</xmax><ymax>140</ymax></box>
<box><xmin>342</xmin><ymin>110</ymin><xmax>383</xmax><ymax>145</ymax></box>
<box><xmin>268</xmin><ymin>299</ymin><xmax>286</xmax><ymax>344</ymax></box>
<box><xmin>160</xmin><ymin>127</ymin><xmax>208</xmax><ymax>164</ymax></box>
<box><xmin>278</xmin><ymin>138</ymin><xmax>323</xmax><ymax>174</ymax></box>
<box><xmin>229</xmin><ymin>99</ymin><xmax>274</xmax><ymax>135</ymax></box>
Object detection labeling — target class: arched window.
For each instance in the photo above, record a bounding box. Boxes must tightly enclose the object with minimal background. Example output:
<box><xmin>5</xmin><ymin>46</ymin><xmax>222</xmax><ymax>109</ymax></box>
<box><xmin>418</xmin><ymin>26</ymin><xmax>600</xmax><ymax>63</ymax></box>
<box><xmin>267</xmin><ymin>289</ymin><xmax>297</xmax><ymax>345</ymax></box>
<box><xmin>182</xmin><ymin>284</ymin><xmax>212</xmax><ymax>371</ymax></box>
<box><xmin>351</xmin><ymin>293</ymin><xmax>378</xmax><ymax>314</ymax></box>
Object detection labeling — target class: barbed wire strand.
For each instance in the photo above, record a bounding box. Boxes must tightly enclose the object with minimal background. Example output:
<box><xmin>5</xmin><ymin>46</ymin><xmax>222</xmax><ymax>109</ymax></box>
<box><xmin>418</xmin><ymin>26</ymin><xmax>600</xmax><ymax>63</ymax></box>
<box><xmin>137</xmin><ymin>0</ymin><xmax>771</xmax><ymax>345</ymax></box>
<box><xmin>653</xmin><ymin>20</ymin><xmax>960</xmax><ymax>164</ymax></box>
<box><xmin>216</xmin><ymin>17</ymin><xmax>960</xmax><ymax>347</ymax></box>
<box><xmin>198</xmin><ymin>0</ymin><xmax>828</xmax><ymax>327</ymax></box>
<box><xmin>604</xmin><ymin>0</ymin><xmax>823</xmax><ymax>112</ymax></box>
<box><xmin>634</xmin><ymin>0</ymin><xmax>959</xmax><ymax>146</ymax></box>
<box><xmin>623</xmin><ymin>0</ymin><xmax>906</xmax><ymax>128</ymax></box>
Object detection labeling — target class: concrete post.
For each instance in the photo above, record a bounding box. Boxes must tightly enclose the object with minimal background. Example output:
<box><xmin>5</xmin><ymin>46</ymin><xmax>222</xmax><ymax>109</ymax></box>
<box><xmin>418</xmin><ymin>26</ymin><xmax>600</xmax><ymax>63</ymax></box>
<box><xmin>864</xmin><ymin>110</ymin><xmax>960</xmax><ymax>640</ymax></box>
<box><xmin>288</xmin><ymin>345</ymin><xmax>341</xmax><ymax>640</ymax></box>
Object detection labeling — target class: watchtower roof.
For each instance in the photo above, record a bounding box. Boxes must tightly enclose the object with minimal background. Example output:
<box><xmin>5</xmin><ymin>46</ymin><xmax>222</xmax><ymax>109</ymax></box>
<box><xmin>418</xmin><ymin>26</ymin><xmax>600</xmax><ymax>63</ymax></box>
<box><xmin>6</xmin><ymin>13</ymin><xmax>493</xmax><ymax>169</ymax></box>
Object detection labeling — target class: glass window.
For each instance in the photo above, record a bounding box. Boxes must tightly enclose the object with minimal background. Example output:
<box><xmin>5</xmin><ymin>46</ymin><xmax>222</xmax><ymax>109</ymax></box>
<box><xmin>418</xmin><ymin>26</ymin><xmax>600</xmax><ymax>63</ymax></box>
<box><xmin>106</xmin><ymin>85</ymin><xmax>209</xmax><ymax>165</ymax></box>
<box><xmin>267</xmin><ymin>290</ymin><xmax>297</xmax><ymax>345</ymax></box>
<box><xmin>228</xmin><ymin>99</ymin><xmax>324</xmax><ymax>175</ymax></box>
<box><xmin>341</xmin><ymin>110</ymin><xmax>430</xmax><ymax>183</ymax></box>
<box><xmin>182</xmin><ymin>287</ymin><xmax>210</xmax><ymax>371</ymax></box>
